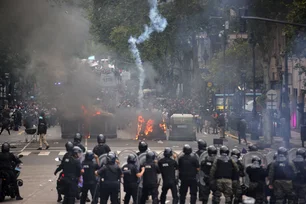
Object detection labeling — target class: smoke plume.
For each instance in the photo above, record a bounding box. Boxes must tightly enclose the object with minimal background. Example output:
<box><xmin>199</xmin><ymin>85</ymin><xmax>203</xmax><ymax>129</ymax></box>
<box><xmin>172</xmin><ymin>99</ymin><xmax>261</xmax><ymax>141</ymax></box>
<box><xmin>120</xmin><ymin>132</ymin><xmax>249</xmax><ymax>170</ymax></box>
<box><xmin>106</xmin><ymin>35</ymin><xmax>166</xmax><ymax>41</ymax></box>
<box><xmin>128</xmin><ymin>0</ymin><xmax>167</xmax><ymax>109</ymax></box>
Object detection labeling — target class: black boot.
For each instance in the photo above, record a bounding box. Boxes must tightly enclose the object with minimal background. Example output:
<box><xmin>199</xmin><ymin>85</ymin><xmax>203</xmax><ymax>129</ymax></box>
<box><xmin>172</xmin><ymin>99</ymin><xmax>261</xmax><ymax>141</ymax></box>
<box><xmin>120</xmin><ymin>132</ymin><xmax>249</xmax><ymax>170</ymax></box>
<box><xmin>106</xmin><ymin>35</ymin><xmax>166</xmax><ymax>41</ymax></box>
<box><xmin>57</xmin><ymin>193</ymin><xmax>62</xmax><ymax>202</ymax></box>
<box><xmin>15</xmin><ymin>186</ymin><xmax>23</xmax><ymax>200</ymax></box>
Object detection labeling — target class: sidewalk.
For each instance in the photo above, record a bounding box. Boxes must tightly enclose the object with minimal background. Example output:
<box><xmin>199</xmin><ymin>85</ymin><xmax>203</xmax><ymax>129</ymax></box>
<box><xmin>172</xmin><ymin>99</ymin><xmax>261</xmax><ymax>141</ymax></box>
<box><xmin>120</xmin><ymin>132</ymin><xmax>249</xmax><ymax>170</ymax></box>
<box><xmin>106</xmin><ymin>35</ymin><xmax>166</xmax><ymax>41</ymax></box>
<box><xmin>226</xmin><ymin>130</ymin><xmax>302</xmax><ymax>149</ymax></box>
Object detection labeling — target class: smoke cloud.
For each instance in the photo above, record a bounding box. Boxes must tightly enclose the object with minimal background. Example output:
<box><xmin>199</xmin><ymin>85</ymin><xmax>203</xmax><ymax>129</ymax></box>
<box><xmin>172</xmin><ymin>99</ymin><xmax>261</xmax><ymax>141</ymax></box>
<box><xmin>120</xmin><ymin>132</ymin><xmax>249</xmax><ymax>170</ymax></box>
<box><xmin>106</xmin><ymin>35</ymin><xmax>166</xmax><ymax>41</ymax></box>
<box><xmin>128</xmin><ymin>0</ymin><xmax>167</xmax><ymax>109</ymax></box>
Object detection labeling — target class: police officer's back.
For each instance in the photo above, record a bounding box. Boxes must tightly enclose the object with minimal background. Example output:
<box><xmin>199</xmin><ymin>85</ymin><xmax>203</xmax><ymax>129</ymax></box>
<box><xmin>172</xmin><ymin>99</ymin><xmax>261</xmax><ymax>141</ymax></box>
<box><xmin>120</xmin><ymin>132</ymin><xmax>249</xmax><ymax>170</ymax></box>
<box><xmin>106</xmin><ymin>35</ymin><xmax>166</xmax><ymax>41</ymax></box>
<box><xmin>96</xmin><ymin>152</ymin><xmax>122</xmax><ymax>204</ymax></box>
<box><xmin>62</xmin><ymin>146</ymin><xmax>82</xmax><ymax>204</ymax></box>
<box><xmin>140</xmin><ymin>151</ymin><xmax>160</xmax><ymax>204</ymax></box>
<box><xmin>73</xmin><ymin>133</ymin><xmax>86</xmax><ymax>152</ymax></box>
<box><xmin>122</xmin><ymin>154</ymin><xmax>145</xmax><ymax>204</ymax></box>
<box><xmin>178</xmin><ymin>144</ymin><xmax>199</xmax><ymax>204</ymax></box>
<box><xmin>158</xmin><ymin>147</ymin><xmax>178</xmax><ymax>204</ymax></box>
<box><xmin>137</xmin><ymin>141</ymin><xmax>148</xmax><ymax>156</ymax></box>
<box><xmin>292</xmin><ymin>148</ymin><xmax>306</xmax><ymax>203</ymax></box>
<box><xmin>93</xmin><ymin>134</ymin><xmax>111</xmax><ymax>157</ymax></box>
<box><xmin>196</xmin><ymin>139</ymin><xmax>207</xmax><ymax>157</ymax></box>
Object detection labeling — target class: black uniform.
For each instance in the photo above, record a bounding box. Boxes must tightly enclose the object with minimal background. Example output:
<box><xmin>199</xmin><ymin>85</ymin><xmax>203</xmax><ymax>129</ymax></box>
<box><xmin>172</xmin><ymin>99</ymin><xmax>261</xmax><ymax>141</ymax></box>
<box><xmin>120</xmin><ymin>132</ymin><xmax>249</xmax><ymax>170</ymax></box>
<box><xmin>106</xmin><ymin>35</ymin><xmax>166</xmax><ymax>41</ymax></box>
<box><xmin>81</xmin><ymin>160</ymin><xmax>99</xmax><ymax>204</ymax></box>
<box><xmin>93</xmin><ymin>144</ymin><xmax>111</xmax><ymax>157</ymax></box>
<box><xmin>232</xmin><ymin>159</ymin><xmax>244</xmax><ymax>204</ymax></box>
<box><xmin>122</xmin><ymin>163</ymin><xmax>139</xmax><ymax>204</ymax></box>
<box><xmin>246</xmin><ymin>165</ymin><xmax>267</xmax><ymax>203</ymax></box>
<box><xmin>62</xmin><ymin>154</ymin><xmax>82</xmax><ymax>204</ymax></box>
<box><xmin>73</xmin><ymin>142</ymin><xmax>86</xmax><ymax>153</ymax></box>
<box><xmin>97</xmin><ymin>163</ymin><xmax>122</xmax><ymax>204</ymax></box>
<box><xmin>292</xmin><ymin>154</ymin><xmax>306</xmax><ymax>203</ymax></box>
<box><xmin>200</xmin><ymin>156</ymin><xmax>215</xmax><ymax>204</ymax></box>
<box><xmin>178</xmin><ymin>154</ymin><xmax>199</xmax><ymax>204</ymax></box>
<box><xmin>140</xmin><ymin>161</ymin><xmax>160</xmax><ymax>204</ymax></box>
<box><xmin>158</xmin><ymin>157</ymin><xmax>178</xmax><ymax>204</ymax></box>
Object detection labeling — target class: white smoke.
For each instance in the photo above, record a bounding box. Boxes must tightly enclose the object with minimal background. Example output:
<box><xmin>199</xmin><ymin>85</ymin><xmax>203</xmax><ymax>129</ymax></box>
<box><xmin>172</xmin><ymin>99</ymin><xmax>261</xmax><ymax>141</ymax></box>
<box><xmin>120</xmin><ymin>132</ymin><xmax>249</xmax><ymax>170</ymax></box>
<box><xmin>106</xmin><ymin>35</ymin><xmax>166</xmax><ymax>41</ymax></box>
<box><xmin>128</xmin><ymin>0</ymin><xmax>167</xmax><ymax>108</ymax></box>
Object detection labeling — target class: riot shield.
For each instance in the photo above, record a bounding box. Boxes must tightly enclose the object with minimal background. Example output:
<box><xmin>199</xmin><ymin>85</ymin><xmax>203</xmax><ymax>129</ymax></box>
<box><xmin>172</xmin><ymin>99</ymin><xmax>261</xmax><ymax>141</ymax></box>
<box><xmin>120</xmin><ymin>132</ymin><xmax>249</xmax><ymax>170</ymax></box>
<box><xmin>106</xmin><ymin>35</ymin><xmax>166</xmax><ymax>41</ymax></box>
<box><xmin>288</xmin><ymin>148</ymin><xmax>298</xmax><ymax>162</ymax></box>
<box><xmin>138</xmin><ymin>151</ymin><xmax>158</xmax><ymax>166</ymax></box>
<box><xmin>242</xmin><ymin>152</ymin><xmax>266</xmax><ymax>187</ymax></box>
<box><xmin>157</xmin><ymin>150</ymin><xmax>178</xmax><ymax>161</ymax></box>
<box><xmin>98</xmin><ymin>153</ymin><xmax>108</xmax><ymax>166</ymax></box>
<box><xmin>118</xmin><ymin>149</ymin><xmax>139</xmax><ymax>169</ymax></box>
<box><xmin>198</xmin><ymin>151</ymin><xmax>208</xmax><ymax>186</ymax></box>
<box><xmin>178</xmin><ymin>151</ymin><xmax>200</xmax><ymax>161</ymax></box>
<box><xmin>265</xmin><ymin>150</ymin><xmax>277</xmax><ymax>165</ymax></box>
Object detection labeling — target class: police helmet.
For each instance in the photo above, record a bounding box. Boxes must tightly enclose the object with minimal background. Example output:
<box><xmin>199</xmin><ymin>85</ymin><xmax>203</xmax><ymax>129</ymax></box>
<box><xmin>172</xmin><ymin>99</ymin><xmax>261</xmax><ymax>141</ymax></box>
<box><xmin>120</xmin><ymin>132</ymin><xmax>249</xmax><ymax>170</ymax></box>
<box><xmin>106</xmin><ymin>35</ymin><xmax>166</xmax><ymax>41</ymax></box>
<box><xmin>197</xmin><ymin>139</ymin><xmax>207</xmax><ymax>150</ymax></box>
<box><xmin>85</xmin><ymin>151</ymin><xmax>94</xmax><ymax>161</ymax></box>
<box><xmin>146</xmin><ymin>151</ymin><xmax>155</xmax><ymax>162</ymax></box>
<box><xmin>248</xmin><ymin>144</ymin><xmax>258</xmax><ymax>152</ymax></box>
<box><xmin>296</xmin><ymin>148</ymin><xmax>306</xmax><ymax>158</ymax></box>
<box><xmin>163</xmin><ymin>147</ymin><xmax>173</xmax><ymax>158</ymax></box>
<box><xmin>251</xmin><ymin>155</ymin><xmax>261</xmax><ymax>165</ymax></box>
<box><xmin>277</xmin><ymin>147</ymin><xmax>288</xmax><ymax>156</ymax></box>
<box><xmin>65</xmin><ymin>141</ymin><xmax>74</xmax><ymax>152</ymax></box>
<box><xmin>1</xmin><ymin>142</ymin><xmax>10</xmax><ymax>153</ymax></box>
<box><xmin>74</xmin><ymin>133</ymin><xmax>82</xmax><ymax>143</ymax></box>
<box><xmin>183</xmin><ymin>144</ymin><xmax>192</xmax><ymax>155</ymax></box>
<box><xmin>220</xmin><ymin>145</ymin><xmax>230</xmax><ymax>156</ymax></box>
<box><xmin>138</xmin><ymin>141</ymin><xmax>148</xmax><ymax>152</ymax></box>
<box><xmin>231</xmin><ymin>148</ymin><xmax>241</xmax><ymax>159</ymax></box>
<box><xmin>73</xmin><ymin>146</ymin><xmax>82</xmax><ymax>154</ymax></box>
<box><xmin>127</xmin><ymin>154</ymin><xmax>137</xmax><ymax>164</ymax></box>
<box><xmin>207</xmin><ymin>145</ymin><xmax>217</xmax><ymax>156</ymax></box>
<box><xmin>97</xmin><ymin>134</ymin><xmax>106</xmax><ymax>144</ymax></box>
<box><xmin>107</xmin><ymin>152</ymin><xmax>116</xmax><ymax>164</ymax></box>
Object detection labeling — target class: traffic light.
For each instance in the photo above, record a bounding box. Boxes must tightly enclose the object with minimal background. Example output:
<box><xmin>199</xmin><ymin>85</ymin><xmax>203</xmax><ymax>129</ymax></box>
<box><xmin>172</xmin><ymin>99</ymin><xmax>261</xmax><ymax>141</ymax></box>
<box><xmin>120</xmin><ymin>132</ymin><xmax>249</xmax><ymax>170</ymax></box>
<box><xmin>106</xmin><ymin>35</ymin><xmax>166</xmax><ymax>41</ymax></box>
<box><xmin>239</xmin><ymin>8</ymin><xmax>248</xmax><ymax>33</ymax></box>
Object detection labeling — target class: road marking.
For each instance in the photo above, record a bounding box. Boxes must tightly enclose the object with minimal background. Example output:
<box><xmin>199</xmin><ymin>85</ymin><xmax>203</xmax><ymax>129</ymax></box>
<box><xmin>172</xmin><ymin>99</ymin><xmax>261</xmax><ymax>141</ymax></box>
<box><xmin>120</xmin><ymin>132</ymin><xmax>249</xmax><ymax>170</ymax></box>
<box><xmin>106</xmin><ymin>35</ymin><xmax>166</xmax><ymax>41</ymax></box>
<box><xmin>38</xmin><ymin>151</ymin><xmax>50</xmax><ymax>156</ymax></box>
<box><xmin>19</xmin><ymin>151</ymin><xmax>31</xmax><ymax>156</ymax></box>
<box><xmin>58</xmin><ymin>151</ymin><xmax>66</xmax><ymax>156</ymax></box>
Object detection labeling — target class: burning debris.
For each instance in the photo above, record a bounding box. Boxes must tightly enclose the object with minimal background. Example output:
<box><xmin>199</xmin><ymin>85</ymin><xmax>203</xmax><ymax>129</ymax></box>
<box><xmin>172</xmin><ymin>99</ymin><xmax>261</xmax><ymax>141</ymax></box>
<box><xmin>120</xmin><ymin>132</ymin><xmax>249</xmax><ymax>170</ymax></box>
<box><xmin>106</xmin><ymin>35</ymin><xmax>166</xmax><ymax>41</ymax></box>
<box><xmin>136</xmin><ymin>115</ymin><xmax>167</xmax><ymax>140</ymax></box>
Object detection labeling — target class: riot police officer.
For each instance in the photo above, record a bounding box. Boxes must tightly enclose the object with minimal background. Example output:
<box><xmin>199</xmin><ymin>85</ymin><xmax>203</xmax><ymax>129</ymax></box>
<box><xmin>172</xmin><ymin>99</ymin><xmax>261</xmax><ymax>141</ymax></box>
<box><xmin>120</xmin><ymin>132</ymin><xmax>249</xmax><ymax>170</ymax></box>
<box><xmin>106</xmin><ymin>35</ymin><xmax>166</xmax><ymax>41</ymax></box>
<box><xmin>80</xmin><ymin>151</ymin><xmax>100</xmax><ymax>204</ymax></box>
<box><xmin>137</xmin><ymin>141</ymin><xmax>148</xmax><ymax>156</ymax></box>
<box><xmin>246</xmin><ymin>156</ymin><xmax>267</xmax><ymax>204</ymax></box>
<box><xmin>178</xmin><ymin>144</ymin><xmax>199</xmax><ymax>204</ymax></box>
<box><xmin>158</xmin><ymin>147</ymin><xmax>178</xmax><ymax>204</ymax></box>
<box><xmin>73</xmin><ymin>133</ymin><xmax>86</xmax><ymax>152</ymax></box>
<box><xmin>210</xmin><ymin>145</ymin><xmax>239</xmax><ymax>204</ymax></box>
<box><xmin>96</xmin><ymin>152</ymin><xmax>122</xmax><ymax>204</ymax></box>
<box><xmin>93</xmin><ymin>134</ymin><xmax>111</xmax><ymax>157</ymax></box>
<box><xmin>140</xmin><ymin>151</ymin><xmax>160</xmax><ymax>204</ymax></box>
<box><xmin>266</xmin><ymin>153</ymin><xmax>277</xmax><ymax>204</ymax></box>
<box><xmin>196</xmin><ymin>139</ymin><xmax>207</xmax><ymax>157</ymax></box>
<box><xmin>230</xmin><ymin>148</ymin><xmax>244</xmax><ymax>204</ymax></box>
<box><xmin>122</xmin><ymin>154</ymin><xmax>145</xmax><ymax>204</ymax></box>
<box><xmin>0</xmin><ymin>142</ymin><xmax>23</xmax><ymax>200</ymax></box>
<box><xmin>54</xmin><ymin>141</ymin><xmax>74</xmax><ymax>202</ymax></box>
<box><xmin>268</xmin><ymin>147</ymin><xmax>297</xmax><ymax>204</ymax></box>
<box><xmin>200</xmin><ymin>145</ymin><xmax>217</xmax><ymax>204</ymax></box>
<box><xmin>292</xmin><ymin>148</ymin><xmax>306</xmax><ymax>203</ymax></box>
<box><xmin>61</xmin><ymin>146</ymin><xmax>82</xmax><ymax>204</ymax></box>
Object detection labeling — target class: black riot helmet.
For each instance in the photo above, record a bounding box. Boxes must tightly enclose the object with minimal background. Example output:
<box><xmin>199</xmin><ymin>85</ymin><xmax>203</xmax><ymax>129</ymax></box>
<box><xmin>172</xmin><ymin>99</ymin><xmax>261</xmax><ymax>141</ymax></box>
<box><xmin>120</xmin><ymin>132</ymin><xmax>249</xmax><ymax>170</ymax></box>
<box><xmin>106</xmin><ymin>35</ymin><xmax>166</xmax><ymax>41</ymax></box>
<box><xmin>163</xmin><ymin>147</ymin><xmax>173</xmax><ymax>158</ymax></box>
<box><xmin>74</xmin><ymin>133</ymin><xmax>82</xmax><ymax>143</ymax></box>
<box><xmin>231</xmin><ymin>148</ymin><xmax>241</xmax><ymax>159</ymax></box>
<box><xmin>277</xmin><ymin>147</ymin><xmax>288</xmax><ymax>156</ymax></box>
<box><xmin>197</xmin><ymin>139</ymin><xmax>207</xmax><ymax>150</ymax></box>
<box><xmin>65</xmin><ymin>141</ymin><xmax>74</xmax><ymax>153</ymax></box>
<box><xmin>146</xmin><ymin>151</ymin><xmax>155</xmax><ymax>162</ymax></box>
<box><xmin>85</xmin><ymin>152</ymin><xmax>94</xmax><ymax>161</ymax></box>
<box><xmin>248</xmin><ymin>144</ymin><xmax>258</xmax><ymax>152</ymax></box>
<box><xmin>220</xmin><ymin>145</ymin><xmax>230</xmax><ymax>156</ymax></box>
<box><xmin>207</xmin><ymin>145</ymin><xmax>217</xmax><ymax>156</ymax></box>
<box><xmin>73</xmin><ymin>146</ymin><xmax>82</xmax><ymax>158</ymax></box>
<box><xmin>107</xmin><ymin>152</ymin><xmax>116</xmax><ymax>164</ymax></box>
<box><xmin>97</xmin><ymin>134</ymin><xmax>106</xmax><ymax>144</ymax></box>
<box><xmin>127</xmin><ymin>154</ymin><xmax>137</xmax><ymax>164</ymax></box>
<box><xmin>138</xmin><ymin>141</ymin><xmax>148</xmax><ymax>153</ymax></box>
<box><xmin>183</xmin><ymin>144</ymin><xmax>192</xmax><ymax>155</ymax></box>
<box><xmin>251</xmin><ymin>155</ymin><xmax>261</xmax><ymax>165</ymax></box>
<box><xmin>1</xmin><ymin>142</ymin><xmax>10</xmax><ymax>153</ymax></box>
<box><xmin>296</xmin><ymin>148</ymin><xmax>306</xmax><ymax>158</ymax></box>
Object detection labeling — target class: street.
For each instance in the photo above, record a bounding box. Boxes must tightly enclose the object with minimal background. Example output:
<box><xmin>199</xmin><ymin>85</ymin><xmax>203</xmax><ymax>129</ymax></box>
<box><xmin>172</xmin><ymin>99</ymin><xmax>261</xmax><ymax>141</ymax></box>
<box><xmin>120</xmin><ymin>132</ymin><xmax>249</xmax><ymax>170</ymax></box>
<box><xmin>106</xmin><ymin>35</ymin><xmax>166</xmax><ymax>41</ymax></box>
<box><xmin>0</xmin><ymin>126</ymin><xmax>252</xmax><ymax>203</ymax></box>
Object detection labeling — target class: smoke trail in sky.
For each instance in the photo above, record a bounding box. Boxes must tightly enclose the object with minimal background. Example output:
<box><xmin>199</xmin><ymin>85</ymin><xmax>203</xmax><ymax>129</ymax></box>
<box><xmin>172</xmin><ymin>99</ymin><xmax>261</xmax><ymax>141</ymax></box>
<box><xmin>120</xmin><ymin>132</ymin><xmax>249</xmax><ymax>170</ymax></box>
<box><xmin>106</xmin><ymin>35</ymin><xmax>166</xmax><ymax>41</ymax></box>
<box><xmin>128</xmin><ymin>0</ymin><xmax>167</xmax><ymax>109</ymax></box>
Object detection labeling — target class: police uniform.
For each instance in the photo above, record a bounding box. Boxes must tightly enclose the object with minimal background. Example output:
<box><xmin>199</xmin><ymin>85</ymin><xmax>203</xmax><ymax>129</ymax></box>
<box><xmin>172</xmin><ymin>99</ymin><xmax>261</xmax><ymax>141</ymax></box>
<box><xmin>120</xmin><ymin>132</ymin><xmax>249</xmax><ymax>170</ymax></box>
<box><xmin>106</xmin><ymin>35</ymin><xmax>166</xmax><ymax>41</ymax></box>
<box><xmin>158</xmin><ymin>148</ymin><xmax>178</xmax><ymax>204</ymax></box>
<box><xmin>93</xmin><ymin>134</ymin><xmax>111</xmax><ymax>157</ymax></box>
<box><xmin>73</xmin><ymin>133</ymin><xmax>86</xmax><ymax>153</ymax></box>
<box><xmin>136</xmin><ymin>141</ymin><xmax>148</xmax><ymax>156</ymax></box>
<box><xmin>178</xmin><ymin>145</ymin><xmax>199</xmax><ymax>204</ymax></box>
<box><xmin>80</xmin><ymin>153</ymin><xmax>99</xmax><ymax>204</ymax></box>
<box><xmin>210</xmin><ymin>146</ymin><xmax>238</xmax><ymax>204</ymax></box>
<box><xmin>268</xmin><ymin>147</ymin><xmax>297</xmax><ymax>204</ymax></box>
<box><xmin>62</xmin><ymin>148</ymin><xmax>82</xmax><ymax>204</ymax></box>
<box><xmin>200</xmin><ymin>145</ymin><xmax>217</xmax><ymax>204</ymax></box>
<box><xmin>97</xmin><ymin>153</ymin><xmax>122</xmax><ymax>204</ymax></box>
<box><xmin>231</xmin><ymin>149</ymin><xmax>244</xmax><ymax>204</ymax></box>
<box><xmin>245</xmin><ymin>156</ymin><xmax>267</xmax><ymax>204</ymax></box>
<box><xmin>140</xmin><ymin>151</ymin><xmax>160</xmax><ymax>204</ymax></box>
<box><xmin>122</xmin><ymin>161</ymin><xmax>139</xmax><ymax>204</ymax></box>
<box><xmin>292</xmin><ymin>148</ymin><xmax>306</xmax><ymax>203</ymax></box>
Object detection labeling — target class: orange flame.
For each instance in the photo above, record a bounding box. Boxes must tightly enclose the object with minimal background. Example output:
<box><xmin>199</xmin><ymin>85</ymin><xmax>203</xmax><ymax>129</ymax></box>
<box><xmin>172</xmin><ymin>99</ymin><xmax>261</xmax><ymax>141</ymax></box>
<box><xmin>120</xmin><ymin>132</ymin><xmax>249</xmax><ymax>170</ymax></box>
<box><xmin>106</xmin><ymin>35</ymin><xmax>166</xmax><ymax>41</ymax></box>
<box><xmin>159</xmin><ymin>121</ymin><xmax>167</xmax><ymax>133</ymax></box>
<box><xmin>136</xmin><ymin>116</ymin><xmax>145</xmax><ymax>140</ymax></box>
<box><xmin>144</xmin><ymin>119</ymin><xmax>154</xmax><ymax>136</ymax></box>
